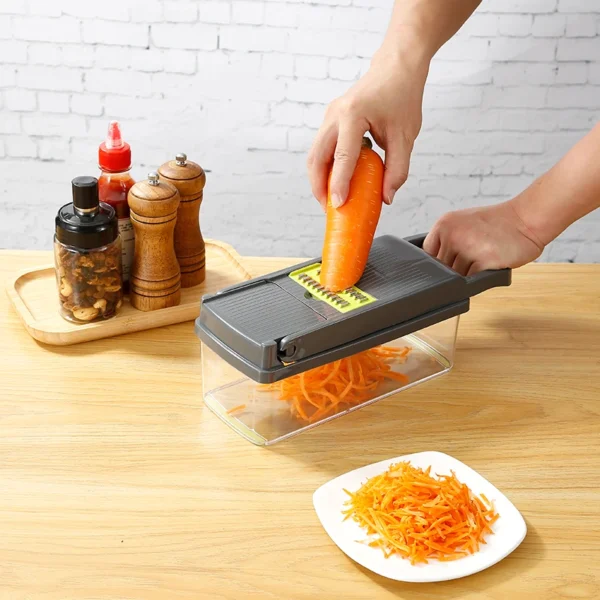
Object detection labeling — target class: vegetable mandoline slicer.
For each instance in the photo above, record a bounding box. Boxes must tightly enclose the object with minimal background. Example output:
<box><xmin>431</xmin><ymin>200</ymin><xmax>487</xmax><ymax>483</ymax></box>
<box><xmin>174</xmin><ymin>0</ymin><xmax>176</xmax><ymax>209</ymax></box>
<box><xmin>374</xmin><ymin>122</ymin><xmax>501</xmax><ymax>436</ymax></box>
<box><xmin>196</xmin><ymin>234</ymin><xmax>511</xmax><ymax>389</ymax></box>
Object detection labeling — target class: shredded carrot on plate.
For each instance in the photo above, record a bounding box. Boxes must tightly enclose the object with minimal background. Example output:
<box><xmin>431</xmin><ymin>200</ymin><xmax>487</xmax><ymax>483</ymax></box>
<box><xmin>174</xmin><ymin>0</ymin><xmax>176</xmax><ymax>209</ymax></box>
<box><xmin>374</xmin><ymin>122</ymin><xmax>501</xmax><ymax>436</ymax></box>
<box><xmin>342</xmin><ymin>461</ymin><xmax>499</xmax><ymax>564</ymax></box>
<box><xmin>260</xmin><ymin>345</ymin><xmax>412</xmax><ymax>424</ymax></box>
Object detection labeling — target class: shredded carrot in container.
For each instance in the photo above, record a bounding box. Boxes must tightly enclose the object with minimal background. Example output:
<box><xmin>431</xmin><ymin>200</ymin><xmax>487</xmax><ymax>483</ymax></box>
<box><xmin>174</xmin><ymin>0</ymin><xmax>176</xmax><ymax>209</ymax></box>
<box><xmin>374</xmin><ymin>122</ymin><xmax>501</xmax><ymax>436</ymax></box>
<box><xmin>260</xmin><ymin>345</ymin><xmax>412</xmax><ymax>424</ymax></box>
<box><xmin>342</xmin><ymin>461</ymin><xmax>499</xmax><ymax>564</ymax></box>
<box><xmin>226</xmin><ymin>403</ymin><xmax>247</xmax><ymax>415</ymax></box>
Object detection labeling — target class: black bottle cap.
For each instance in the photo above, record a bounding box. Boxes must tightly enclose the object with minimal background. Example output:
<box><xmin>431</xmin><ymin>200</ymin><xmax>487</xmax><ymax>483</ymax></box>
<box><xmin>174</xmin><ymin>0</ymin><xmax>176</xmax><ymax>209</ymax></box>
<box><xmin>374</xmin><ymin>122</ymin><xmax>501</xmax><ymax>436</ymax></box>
<box><xmin>55</xmin><ymin>177</ymin><xmax>119</xmax><ymax>250</ymax></box>
<box><xmin>72</xmin><ymin>175</ymin><xmax>99</xmax><ymax>211</ymax></box>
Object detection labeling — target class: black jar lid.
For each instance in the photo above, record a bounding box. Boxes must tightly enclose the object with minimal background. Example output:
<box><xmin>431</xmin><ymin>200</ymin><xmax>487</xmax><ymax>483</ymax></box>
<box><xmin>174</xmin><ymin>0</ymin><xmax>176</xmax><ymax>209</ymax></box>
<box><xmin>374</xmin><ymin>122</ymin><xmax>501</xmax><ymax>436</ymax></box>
<box><xmin>55</xmin><ymin>176</ymin><xmax>119</xmax><ymax>250</ymax></box>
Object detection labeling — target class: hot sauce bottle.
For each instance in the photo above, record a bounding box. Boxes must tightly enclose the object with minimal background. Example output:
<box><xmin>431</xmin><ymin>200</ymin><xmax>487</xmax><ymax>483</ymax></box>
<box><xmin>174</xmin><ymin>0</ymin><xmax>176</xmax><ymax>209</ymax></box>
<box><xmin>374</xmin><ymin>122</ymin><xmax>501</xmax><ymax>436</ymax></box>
<box><xmin>98</xmin><ymin>121</ymin><xmax>135</xmax><ymax>289</ymax></box>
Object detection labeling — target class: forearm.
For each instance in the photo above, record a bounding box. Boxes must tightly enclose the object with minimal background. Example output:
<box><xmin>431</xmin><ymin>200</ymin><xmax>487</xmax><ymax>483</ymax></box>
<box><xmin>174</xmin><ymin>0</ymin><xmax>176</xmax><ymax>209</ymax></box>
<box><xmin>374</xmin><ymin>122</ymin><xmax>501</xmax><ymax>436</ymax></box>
<box><xmin>375</xmin><ymin>0</ymin><xmax>482</xmax><ymax>66</ymax></box>
<box><xmin>510</xmin><ymin>124</ymin><xmax>600</xmax><ymax>247</ymax></box>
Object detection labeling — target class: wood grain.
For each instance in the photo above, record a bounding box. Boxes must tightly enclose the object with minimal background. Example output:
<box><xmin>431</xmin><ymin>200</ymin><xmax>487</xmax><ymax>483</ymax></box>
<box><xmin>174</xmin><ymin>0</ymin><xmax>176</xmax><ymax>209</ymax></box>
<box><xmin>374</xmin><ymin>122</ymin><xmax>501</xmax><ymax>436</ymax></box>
<box><xmin>5</xmin><ymin>241</ymin><xmax>251</xmax><ymax>346</ymax></box>
<box><xmin>1</xmin><ymin>251</ymin><xmax>599</xmax><ymax>600</ymax></box>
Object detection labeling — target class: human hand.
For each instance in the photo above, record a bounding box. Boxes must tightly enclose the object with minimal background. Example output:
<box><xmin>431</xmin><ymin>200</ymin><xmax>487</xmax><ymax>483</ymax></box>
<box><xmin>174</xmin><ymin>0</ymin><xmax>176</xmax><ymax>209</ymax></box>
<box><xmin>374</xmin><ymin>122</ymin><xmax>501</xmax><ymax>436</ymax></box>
<box><xmin>307</xmin><ymin>49</ymin><xmax>429</xmax><ymax>211</ymax></box>
<box><xmin>423</xmin><ymin>201</ymin><xmax>545</xmax><ymax>276</ymax></box>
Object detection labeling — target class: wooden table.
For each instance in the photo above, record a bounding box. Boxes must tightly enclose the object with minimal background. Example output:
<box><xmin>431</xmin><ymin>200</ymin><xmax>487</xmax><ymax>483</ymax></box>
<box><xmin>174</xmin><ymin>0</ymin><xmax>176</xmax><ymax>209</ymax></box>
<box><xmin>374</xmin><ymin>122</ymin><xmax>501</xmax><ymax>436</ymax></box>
<box><xmin>1</xmin><ymin>250</ymin><xmax>599</xmax><ymax>600</ymax></box>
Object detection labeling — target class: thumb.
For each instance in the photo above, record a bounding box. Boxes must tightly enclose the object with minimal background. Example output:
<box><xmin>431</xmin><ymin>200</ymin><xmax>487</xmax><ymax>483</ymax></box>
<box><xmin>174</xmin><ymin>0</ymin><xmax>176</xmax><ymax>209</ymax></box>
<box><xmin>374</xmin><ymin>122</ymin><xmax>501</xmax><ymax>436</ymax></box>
<box><xmin>382</xmin><ymin>134</ymin><xmax>412</xmax><ymax>205</ymax></box>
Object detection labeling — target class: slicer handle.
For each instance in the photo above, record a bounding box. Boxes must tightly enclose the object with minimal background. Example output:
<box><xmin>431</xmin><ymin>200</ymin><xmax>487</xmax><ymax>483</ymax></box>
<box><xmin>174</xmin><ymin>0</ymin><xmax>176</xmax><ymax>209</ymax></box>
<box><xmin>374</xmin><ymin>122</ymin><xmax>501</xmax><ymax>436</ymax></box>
<box><xmin>405</xmin><ymin>232</ymin><xmax>511</xmax><ymax>296</ymax></box>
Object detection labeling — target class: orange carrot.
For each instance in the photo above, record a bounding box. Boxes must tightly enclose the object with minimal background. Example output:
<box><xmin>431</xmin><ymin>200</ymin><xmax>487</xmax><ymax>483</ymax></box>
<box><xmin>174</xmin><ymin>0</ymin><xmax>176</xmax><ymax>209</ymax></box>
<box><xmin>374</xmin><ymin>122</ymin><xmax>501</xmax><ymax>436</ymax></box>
<box><xmin>260</xmin><ymin>345</ymin><xmax>411</xmax><ymax>424</ymax></box>
<box><xmin>226</xmin><ymin>403</ymin><xmax>247</xmax><ymax>415</ymax></box>
<box><xmin>320</xmin><ymin>137</ymin><xmax>384</xmax><ymax>292</ymax></box>
<box><xmin>342</xmin><ymin>462</ymin><xmax>499</xmax><ymax>565</ymax></box>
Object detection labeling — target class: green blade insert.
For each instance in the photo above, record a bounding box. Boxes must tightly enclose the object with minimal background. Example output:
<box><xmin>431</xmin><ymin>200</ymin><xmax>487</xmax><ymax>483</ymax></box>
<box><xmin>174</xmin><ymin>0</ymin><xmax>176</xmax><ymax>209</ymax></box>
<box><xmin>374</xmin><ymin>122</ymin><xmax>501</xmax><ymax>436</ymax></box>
<box><xmin>289</xmin><ymin>263</ymin><xmax>376</xmax><ymax>313</ymax></box>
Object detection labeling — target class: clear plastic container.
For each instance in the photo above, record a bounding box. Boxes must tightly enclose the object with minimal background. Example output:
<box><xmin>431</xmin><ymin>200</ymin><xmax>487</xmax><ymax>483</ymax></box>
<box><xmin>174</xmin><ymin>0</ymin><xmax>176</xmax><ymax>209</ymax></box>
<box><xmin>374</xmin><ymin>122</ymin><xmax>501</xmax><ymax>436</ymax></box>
<box><xmin>201</xmin><ymin>315</ymin><xmax>460</xmax><ymax>446</ymax></box>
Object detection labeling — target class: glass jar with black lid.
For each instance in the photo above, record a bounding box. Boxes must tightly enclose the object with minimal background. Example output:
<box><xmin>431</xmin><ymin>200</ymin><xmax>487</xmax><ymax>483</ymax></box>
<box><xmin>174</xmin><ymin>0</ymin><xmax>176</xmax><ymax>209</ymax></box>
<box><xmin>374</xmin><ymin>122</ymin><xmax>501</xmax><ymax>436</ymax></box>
<box><xmin>54</xmin><ymin>176</ymin><xmax>123</xmax><ymax>323</ymax></box>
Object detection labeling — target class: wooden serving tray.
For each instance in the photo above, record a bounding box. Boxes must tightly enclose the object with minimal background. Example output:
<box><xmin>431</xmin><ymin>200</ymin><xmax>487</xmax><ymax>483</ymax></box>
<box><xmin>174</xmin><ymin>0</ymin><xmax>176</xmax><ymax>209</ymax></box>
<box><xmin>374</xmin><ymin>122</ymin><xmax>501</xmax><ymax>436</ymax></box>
<box><xmin>6</xmin><ymin>240</ymin><xmax>252</xmax><ymax>346</ymax></box>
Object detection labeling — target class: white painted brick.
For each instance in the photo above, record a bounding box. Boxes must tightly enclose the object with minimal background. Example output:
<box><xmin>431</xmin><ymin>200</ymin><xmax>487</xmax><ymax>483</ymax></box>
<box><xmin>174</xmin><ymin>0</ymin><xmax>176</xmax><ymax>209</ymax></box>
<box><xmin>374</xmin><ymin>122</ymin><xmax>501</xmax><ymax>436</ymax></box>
<box><xmin>131</xmin><ymin>1</ymin><xmax>163</xmax><ymax>23</ymax></box>
<box><xmin>287</xmin><ymin>79</ymin><xmax>349</xmax><ymax>103</ymax></box>
<box><xmin>62</xmin><ymin>0</ymin><xmax>130</xmax><ymax>20</ymax></box>
<box><xmin>84</xmin><ymin>21</ymin><xmax>149</xmax><ymax>48</ymax></box>
<box><xmin>295</xmin><ymin>56</ymin><xmax>328</xmax><ymax>79</ymax></box>
<box><xmin>17</xmin><ymin>65</ymin><xmax>83</xmax><ymax>92</ymax></box>
<box><xmin>5</xmin><ymin>89</ymin><xmax>36</xmax><ymax>111</ymax></box>
<box><xmin>131</xmin><ymin>49</ymin><xmax>164</xmax><ymax>72</ymax></box>
<box><xmin>0</xmin><ymin>140</ymin><xmax>5</xmax><ymax>159</ymax></box>
<box><xmin>105</xmin><ymin>95</ymin><xmax>165</xmax><ymax>120</ymax></box>
<box><xmin>588</xmin><ymin>63</ymin><xmax>600</xmax><ymax>84</ymax></box>
<box><xmin>352</xmin><ymin>0</ymin><xmax>383</xmax><ymax>7</ymax></box>
<box><xmin>0</xmin><ymin>15</ymin><xmax>11</xmax><ymax>38</ymax></box>
<box><xmin>303</xmin><ymin>103</ymin><xmax>326</xmax><ymax>128</ymax></box>
<box><xmin>489</xmin><ymin>155</ymin><xmax>526</xmax><ymax>175</ymax></box>
<box><xmin>355</xmin><ymin>32</ymin><xmax>381</xmax><ymax>58</ymax></box>
<box><xmin>197</xmin><ymin>50</ymin><xmax>228</xmax><ymax>70</ymax></box>
<box><xmin>555</xmin><ymin>63</ymin><xmax>587</xmax><ymax>83</ymax></box>
<box><xmin>232</xmin><ymin>1</ymin><xmax>264</xmax><ymax>25</ymax></box>
<box><xmin>288</xmin><ymin>30</ymin><xmax>353</xmax><ymax>58</ymax></box>
<box><xmin>5</xmin><ymin>135</ymin><xmax>37</xmax><ymax>158</ymax></box>
<box><xmin>483</xmin><ymin>86</ymin><xmax>547</xmax><ymax>108</ymax></box>
<box><xmin>0</xmin><ymin>0</ymin><xmax>26</xmax><ymax>15</ymax></box>
<box><xmin>28</xmin><ymin>43</ymin><xmax>62</xmax><ymax>66</ymax></box>
<box><xmin>152</xmin><ymin>23</ymin><xmax>218</xmax><ymax>50</ymax></box>
<box><xmin>295</xmin><ymin>5</ymin><xmax>334</xmax><ymax>28</ymax></box>
<box><xmin>329</xmin><ymin>58</ymin><xmax>360</xmax><ymax>81</ymax></box>
<box><xmin>271</xmin><ymin>102</ymin><xmax>303</xmax><ymax>126</ymax></box>
<box><xmin>240</xmin><ymin>126</ymin><xmax>288</xmax><ymax>150</ymax></box>
<box><xmin>0</xmin><ymin>112</ymin><xmax>20</xmax><ymax>133</ymax></box>
<box><xmin>164</xmin><ymin>1</ymin><xmax>198</xmax><ymax>22</ymax></box>
<box><xmin>22</xmin><ymin>114</ymin><xmax>86</xmax><ymax>137</ymax></box>
<box><xmin>85</xmin><ymin>69</ymin><xmax>152</xmax><ymax>97</ymax></box>
<box><xmin>39</xmin><ymin>137</ymin><xmax>70</xmax><ymax>161</ymax></box>
<box><xmin>436</xmin><ymin>37</ymin><xmax>489</xmax><ymax>61</ymax></box>
<box><xmin>566</xmin><ymin>15</ymin><xmax>596</xmax><ymax>37</ymax></box>
<box><xmin>198</xmin><ymin>0</ymin><xmax>231</xmax><ymax>24</ymax></box>
<box><xmin>423</xmin><ymin>86</ymin><xmax>483</xmax><ymax>109</ymax></box>
<box><xmin>428</xmin><ymin>60</ymin><xmax>492</xmax><ymax>85</ymax></box>
<box><xmin>547</xmin><ymin>86</ymin><xmax>600</xmax><ymax>108</ymax></box>
<box><xmin>471</xmin><ymin>109</ymin><xmax>556</xmax><ymax>132</ymax></box>
<box><xmin>61</xmin><ymin>45</ymin><xmax>95</xmax><ymax>68</ymax></box>
<box><xmin>498</xmin><ymin>15</ymin><xmax>533</xmax><ymax>36</ymax></box>
<box><xmin>492</xmin><ymin>63</ymin><xmax>556</xmax><ymax>85</ymax></box>
<box><xmin>94</xmin><ymin>46</ymin><xmax>131</xmax><ymax>69</ymax></box>
<box><xmin>38</xmin><ymin>92</ymin><xmax>70</xmax><ymax>114</ymax></box>
<box><xmin>262</xmin><ymin>53</ymin><xmax>294</xmax><ymax>77</ymax></box>
<box><xmin>14</xmin><ymin>16</ymin><xmax>80</xmax><ymax>43</ymax></box>
<box><xmin>479</xmin><ymin>0</ymin><xmax>557</xmax><ymax>13</ymax></box>
<box><xmin>480</xmin><ymin>175</ymin><xmax>532</xmax><ymax>196</ymax></box>
<box><xmin>331</xmin><ymin>6</ymin><xmax>371</xmax><ymax>30</ymax></box>
<box><xmin>532</xmin><ymin>14</ymin><xmax>567</xmax><ymax>36</ymax></box>
<box><xmin>163</xmin><ymin>50</ymin><xmax>196</xmax><ymax>74</ymax></box>
<box><xmin>221</xmin><ymin>25</ymin><xmax>286</xmax><ymax>52</ymax></box>
<box><xmin>554</xmin><ymin>109</ymin><xmax>597</xmax><ymax>130</ymax></box>
<box><xmin>288</xmin><ymin>127</ymin><xmax>317</xmax><ymax>152</ymax></box>
<box><xmin>226</xmin><ymin>51</ymin><xmax>262</xmax><ymax>74</ymax></box>
<box><xmin>71</xmin><ymin>93</ymin><xmax>104</xmax><ymax>116</ymax></box>
<box><xmin>265</xmin><ymin>3</ymin><xmax>296</xmax><ymax>27</ymax></box>
<box><xmin>558</xmin><ymin>0</ymin><xmax>598</xmax><ymax>12</ymax></box>
<box><xmin>488</xmin><ymin>37</ymin><xmax>556</xmax><ymax>62</ymax></box>
<box><xmin>460</xmin><ymin>14</ymin><xmax>498</xmax><ymax>37</ymax></box>
<box><xmin>28</xmin><ymin>0</ymin><xmax>61</xmax><ymax>16</ymax></box>
<box><xmin>0</xmin><ymin>40</ymin><xmax>28</xmax><ymax>64</ymax></box>
<box><xmin>546</xmin><ymin>240</ymin><xmax>578</xmax><ymax>262</ymax></box>
<box><xmin>557</xmin><ymin>38</ymin><xmax>597</xmax><ymax>60</ymax></box>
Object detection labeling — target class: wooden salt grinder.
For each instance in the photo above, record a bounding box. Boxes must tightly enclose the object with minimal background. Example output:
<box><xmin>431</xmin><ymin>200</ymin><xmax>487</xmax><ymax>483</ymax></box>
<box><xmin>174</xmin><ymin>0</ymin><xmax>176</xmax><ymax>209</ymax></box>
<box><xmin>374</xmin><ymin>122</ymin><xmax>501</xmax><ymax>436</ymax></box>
<box><xmin>127</xmin><ymin>172</ymin><xmax>181</xmax><ymax>311</ymax></box>
<box><xmin>158</xmin><ymin>153</ymin><xmax>207</xmax><ymax>288</ymax></box>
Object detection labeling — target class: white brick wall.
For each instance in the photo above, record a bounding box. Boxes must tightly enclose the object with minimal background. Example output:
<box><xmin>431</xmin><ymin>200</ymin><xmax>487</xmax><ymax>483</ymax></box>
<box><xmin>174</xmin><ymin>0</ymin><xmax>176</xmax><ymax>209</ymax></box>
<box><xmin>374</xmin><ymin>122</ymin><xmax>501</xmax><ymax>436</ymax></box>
<box><xmin>0</xmin><ymin>0</ymin><xmax>599</xmax><ymax>263</ymax></box>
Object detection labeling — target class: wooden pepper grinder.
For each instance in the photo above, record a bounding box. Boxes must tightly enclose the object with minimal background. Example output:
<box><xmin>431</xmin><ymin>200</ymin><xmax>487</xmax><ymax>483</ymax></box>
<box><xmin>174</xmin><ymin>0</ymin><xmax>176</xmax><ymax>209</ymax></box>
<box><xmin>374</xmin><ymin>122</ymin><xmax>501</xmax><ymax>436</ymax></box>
<box><xmin>127</xmin><ymin>172</ymin><xmax>181</xmax><ymax>311</ymax></box>
<box><xmin>158</xmin><ymin>153</ymin><xmax>207</xmax><ymax>288</ymax></box>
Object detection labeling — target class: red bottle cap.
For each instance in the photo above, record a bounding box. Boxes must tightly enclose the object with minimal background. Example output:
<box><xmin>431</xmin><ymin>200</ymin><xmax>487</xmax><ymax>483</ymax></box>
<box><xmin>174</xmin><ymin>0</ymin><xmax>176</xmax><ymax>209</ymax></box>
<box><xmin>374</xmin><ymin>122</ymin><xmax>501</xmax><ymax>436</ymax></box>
<box><xmin>99</xmin><ymin>121</ymin><xmax>131</xmax><ymax>173</ymax></box>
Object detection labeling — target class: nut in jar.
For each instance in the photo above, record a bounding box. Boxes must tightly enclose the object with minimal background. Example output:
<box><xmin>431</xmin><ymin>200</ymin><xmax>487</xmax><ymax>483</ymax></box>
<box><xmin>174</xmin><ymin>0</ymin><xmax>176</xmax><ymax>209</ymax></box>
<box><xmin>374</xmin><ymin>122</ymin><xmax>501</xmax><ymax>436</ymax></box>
<box><xmin>54</xmin><ymin>176</ymin><xmax>124</xmax><ymax>324</ymax></box>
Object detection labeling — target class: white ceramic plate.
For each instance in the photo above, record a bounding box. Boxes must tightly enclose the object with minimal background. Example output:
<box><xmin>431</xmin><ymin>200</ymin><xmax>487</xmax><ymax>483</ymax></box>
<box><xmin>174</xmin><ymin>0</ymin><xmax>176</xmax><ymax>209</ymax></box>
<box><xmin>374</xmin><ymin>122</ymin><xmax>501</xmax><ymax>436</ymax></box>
<box><xmin>313</xmin><ymin>451</ymin><xmax>527</xmax><ymax>583</ymax></box>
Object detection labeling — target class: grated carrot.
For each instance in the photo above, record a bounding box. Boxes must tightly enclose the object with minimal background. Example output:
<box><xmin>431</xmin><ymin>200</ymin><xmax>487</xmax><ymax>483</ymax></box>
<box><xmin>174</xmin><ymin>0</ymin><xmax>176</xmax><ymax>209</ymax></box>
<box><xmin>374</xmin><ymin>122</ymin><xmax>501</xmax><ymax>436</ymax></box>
<box><xmin>342</xmin><ymin>461</ymin><xmax>499</xmax><ymax>564</ymax></box>
<box><xmin>226</xmin><ymin>403</ymin><xmax>247</xmax><ymax>415</ymax></box>
<box><xmin>260</xmin><ymin>345</ymin><xmax>411</xmax><ymax>424</ymax></box>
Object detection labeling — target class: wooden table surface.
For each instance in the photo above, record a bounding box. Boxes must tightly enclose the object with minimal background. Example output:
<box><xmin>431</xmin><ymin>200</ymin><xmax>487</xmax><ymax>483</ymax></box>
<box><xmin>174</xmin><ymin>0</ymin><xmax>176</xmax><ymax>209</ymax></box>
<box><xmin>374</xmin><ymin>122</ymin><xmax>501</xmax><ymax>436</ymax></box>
<box><xmin>1</xmin><ymin>250</ymin><xmax>599</xmax><ymax>600</ymax></box>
